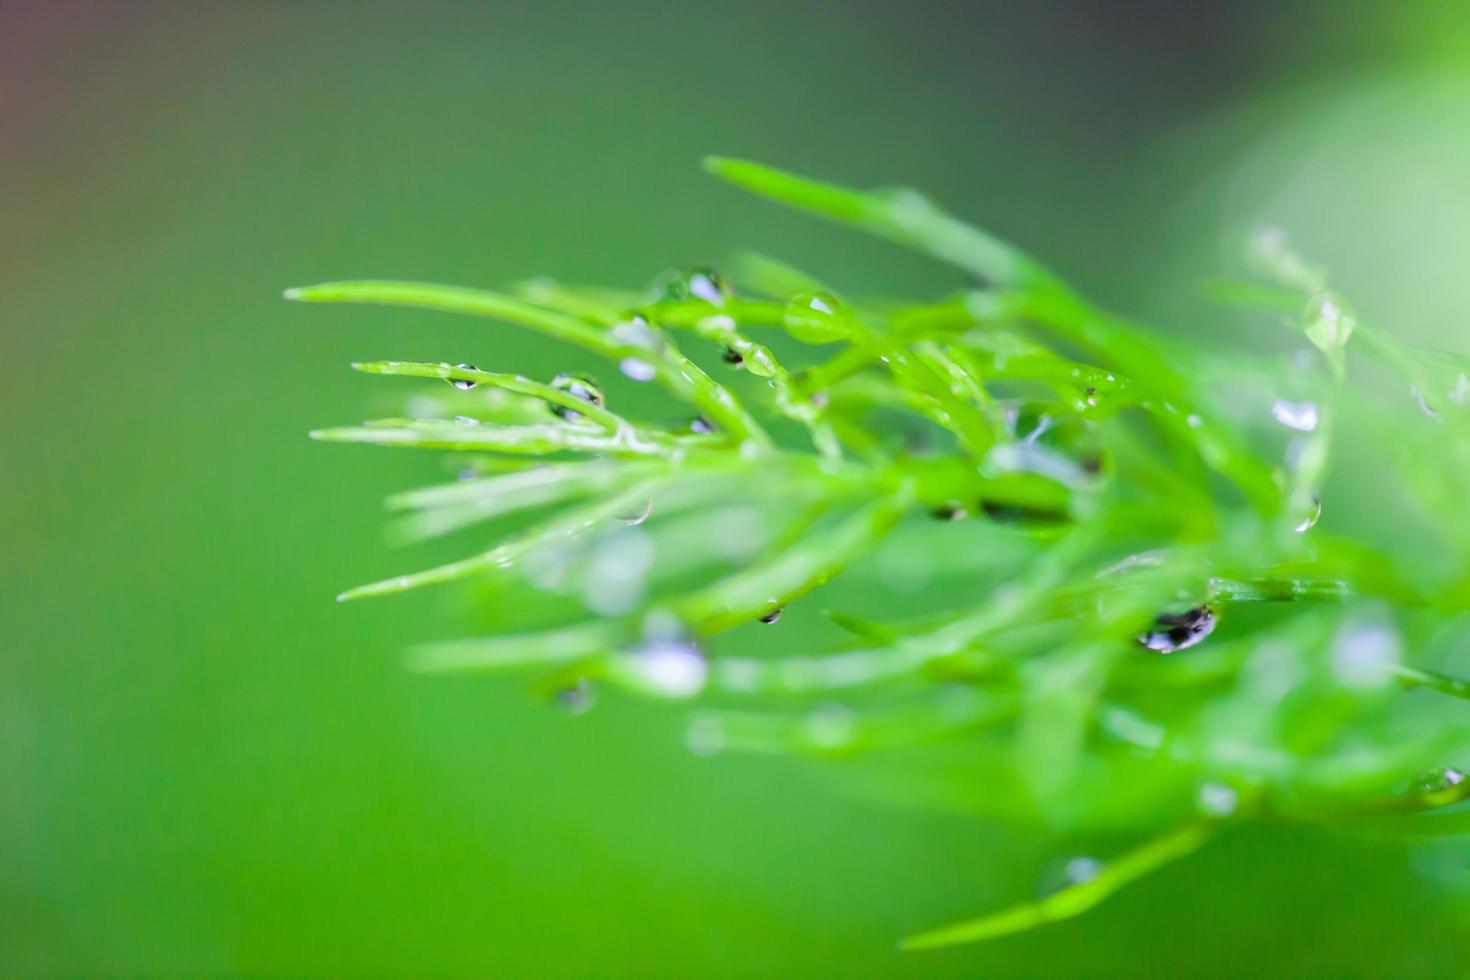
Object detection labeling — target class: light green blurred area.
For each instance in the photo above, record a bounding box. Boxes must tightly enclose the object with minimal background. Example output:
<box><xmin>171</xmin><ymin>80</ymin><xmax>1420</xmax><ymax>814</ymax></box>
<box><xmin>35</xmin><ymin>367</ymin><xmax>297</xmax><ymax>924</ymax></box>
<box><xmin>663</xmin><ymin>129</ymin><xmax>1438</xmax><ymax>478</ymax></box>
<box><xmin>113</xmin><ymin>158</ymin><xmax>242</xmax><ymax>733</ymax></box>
<box><xmin>5</xmin><ymin>2</ymin><xmax>1470</xmax><ymax>975</ymax></box>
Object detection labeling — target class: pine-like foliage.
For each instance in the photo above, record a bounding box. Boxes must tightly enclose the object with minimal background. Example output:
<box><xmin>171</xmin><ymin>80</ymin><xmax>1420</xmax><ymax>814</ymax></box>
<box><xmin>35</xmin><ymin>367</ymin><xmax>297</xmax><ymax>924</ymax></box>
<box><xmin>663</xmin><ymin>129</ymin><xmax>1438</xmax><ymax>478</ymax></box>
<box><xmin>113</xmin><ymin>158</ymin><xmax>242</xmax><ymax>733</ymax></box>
<box><xmin>295</xmin><ymin>159</ymin><xmax>1470</xmax><ymax>947</ymax></box>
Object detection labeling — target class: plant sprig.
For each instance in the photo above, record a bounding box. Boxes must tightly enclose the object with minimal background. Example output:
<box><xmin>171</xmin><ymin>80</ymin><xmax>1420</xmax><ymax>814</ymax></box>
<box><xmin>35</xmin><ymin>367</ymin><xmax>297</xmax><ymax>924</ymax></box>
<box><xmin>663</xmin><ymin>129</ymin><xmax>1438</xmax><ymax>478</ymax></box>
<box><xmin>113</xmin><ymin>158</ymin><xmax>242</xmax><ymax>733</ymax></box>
<box><xmin>295</xmin><ymin>158</ymin><xmax>1470</xmax><ymax>950</ymax></box>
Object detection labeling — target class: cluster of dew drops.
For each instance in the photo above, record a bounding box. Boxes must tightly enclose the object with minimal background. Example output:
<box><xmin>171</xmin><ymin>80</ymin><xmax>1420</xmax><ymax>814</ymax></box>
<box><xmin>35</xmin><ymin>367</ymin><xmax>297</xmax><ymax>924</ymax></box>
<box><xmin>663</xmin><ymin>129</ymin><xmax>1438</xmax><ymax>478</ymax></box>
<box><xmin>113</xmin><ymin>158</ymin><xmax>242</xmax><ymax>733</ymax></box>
<box><xmin>434</xmin><ymin>268</ymin><xmax>1323</xmax><ymax>700</ymax></box>
<box><xmin>433</xmin><ymin>267</ymin><xmax>1470</xmax><ymax>831</ymax></box>
<box><xmin>436</xmin><ymin>269</ymin><xmax>780</xmax><ymax>708</ymax></box>
<box><xmin>438</xmin><ymin>274</ymin><xmax>1323</xmax><ymax>690</ymax></box>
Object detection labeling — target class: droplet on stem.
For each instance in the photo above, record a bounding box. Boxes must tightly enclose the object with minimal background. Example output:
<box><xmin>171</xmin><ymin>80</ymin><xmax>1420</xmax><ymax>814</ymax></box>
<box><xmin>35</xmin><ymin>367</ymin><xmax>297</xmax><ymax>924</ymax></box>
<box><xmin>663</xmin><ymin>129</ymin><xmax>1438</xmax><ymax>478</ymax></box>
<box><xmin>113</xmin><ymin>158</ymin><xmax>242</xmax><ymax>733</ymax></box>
<box><xmin>617</xmin><ymin>499</ymin><xmax>654</xmax><ymax>526</ymax></box>
<box><xmin>1138</xmin><ymin>606</ymin><xmax>1216</xmax><ymax>654</ymax></box>
<box><xmin>1271</xmin><ymin>399</ymin><xmax>1319</xmax><ymax>432</ymax></box>
<box><xmin>758</xmin><ymin>607</ymin><xmax>783</xmax><ymax>625</ymax></box>
<box><xmin>783</xmin><ymin>291</ymin><xmax>850</xmax><ymax>342</ymax></box>
<box><xmin>622</xmin><ymin>633</ymin><xmax>707</xmax><ymax>699</ymax></box>
<box><xmin>1418</xmin><ymin>767</ymin><xmax>1467</xmax><ymax>794</ymax></box>
<box><xmin>1037</xmin><ymin>855</ymin><xmax>1103</xmax><ymax>898</ymax></box>
<box><xmin>447</xmin><ymin>363</ymin><xmax>479</xmax><ymax>390</ymax></box>
<box><xmin>555</xmin><ymin>679</ymin><xmax>596</xmax><ymax>715</ymax></box>
<box><xmin>1294</xmin><ymin>495</ymin><xmax>1322</xmax><ymax>533</ymax></box>
<box><xmin>649</xmin><ymin>267</ymin><xmax>732</xmax><ymax>306</ymax></box>
<box><xmin>619</xmin><ymin>358</ymin><xmax>656</xmax><ymax>382</ymax></box>
<box><xmin>548</xmin><ymin>374</ymin><xmax>605</xmax><ymax>420</ymax></box>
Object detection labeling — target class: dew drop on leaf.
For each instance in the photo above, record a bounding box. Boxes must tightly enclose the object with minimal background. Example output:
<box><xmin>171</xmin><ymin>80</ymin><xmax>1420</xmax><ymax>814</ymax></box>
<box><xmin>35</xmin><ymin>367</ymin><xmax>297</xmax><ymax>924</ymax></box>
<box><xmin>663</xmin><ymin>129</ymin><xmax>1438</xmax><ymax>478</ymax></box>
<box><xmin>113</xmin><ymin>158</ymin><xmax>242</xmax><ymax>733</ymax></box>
<box><xmin>619</xmin><ymin>358</ymin><xmax>656</xmax><ymax>382</ymax></box>
<box><xmin>1295</xmin><ymin>495</ymin><xmax>1322</xmax><ymax>533</ymax></box>
<box><xmin>759</xmin><ymin>607</ymin><xmax>783</xmax><ymax>625</ymax></box>
<box><xmin>624</xmin><ymin>633</ymin><xmax>707</xmax><ymax>699</ymax></box>
<box><xmin>1412</xmin><ymin>387</ymin><xmax>1441</xmax><ymax>420</ymax></box>
<box><xmin>610</xmin><ymin>313</ymin><xmax>661</xmax><ymax>351</ymax></box>
<box><xmin>1037</xmin><ymin>855</ymin><xmax>1103</xmax><ymax>898</ymax></box>
<box><xmin>688</xmin><ymin>415</ymin><xmax>716</xmax><ymax>435</ymax></box>
<box><xmin>555</xmin><ymin>679</ymin><xmax>596</xmax><ymax>715</ymax></box>
<box><xmin>1271</xmin><ymin>399</ymin><xmax>1319</xmax><ymax>432</ymax></box>
<box><xmin>447</xmin><ymin>363</ymin><xmax>479</xmax><ymax>390</ymax></box>
<box><xmin>783</xmin><ymin>291</ymin><xmax>850</xmax><ymax>343</ymax></box>
<box><xmin>1138</xmin><ymin>605</ymin><xmax>1216</xmax><ymax>654</ymax></box>
<box><xmin>549</xmin><ymin>373</ymin><xmax>605</xmax><ymax>420</ymax></box>
<box><xmin>649</xmin><ymin>266</ymin><xmax>732</xmax><ymax>306</ymax></box>
<box><xmin>1417</xmin><ymin>767</ymin><xmax>1467</xmax><ymax>794</ymax></box>
<box><xmin>617</xmin><ymin>499</ymin><xmax>654</xmax><ymax>526</ymax></box>
<box><xmin>721</xmin><ymin>347</ymin><xmax>744</xmax><ymax>366</ymax></box>
<box><xmin>688</xmin><ymin>268</ymin><xmax>731</xmax><ymax>305</ymax></box>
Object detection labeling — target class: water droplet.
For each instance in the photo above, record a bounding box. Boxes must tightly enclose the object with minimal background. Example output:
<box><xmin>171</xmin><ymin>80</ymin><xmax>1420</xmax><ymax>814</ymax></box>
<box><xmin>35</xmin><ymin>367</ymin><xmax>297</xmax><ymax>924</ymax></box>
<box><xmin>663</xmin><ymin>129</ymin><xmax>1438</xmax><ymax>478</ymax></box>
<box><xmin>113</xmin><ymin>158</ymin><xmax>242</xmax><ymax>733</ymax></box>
<box><xmin>1451</xmin><ymin>373</ymin><xmax>1470</xmax><ymax>406</ymax></box>
<box><xmin>759</xmin><ymin>607</ymin><xmax>783</xmax><ymax>625</ymax></box>
<box><xmin>782</xmin><ymin>291</ymin><xmax>850</xmax><ymax>343</ymax></box>
<box><xmin>931</xmin><ymin>501</ymin><xmax>969</xmax><ymax>521</ymax></box>
<box><xmin>555</xmin><ymin>679</ymin><xmax>596</xmax><ymax>715</ymax></box>
<box><xmin>610</xmin><ymin>313</ymin><xmax>661</xmax><ymax>351</ymax></box>
<box><xmin>721</xmin><ymin>347</ymin><xmax>744</xmax><ymax>366</ymax></box>
<box><xmin>617</xmin><ymin>499</ymin><xmax>654</xmax><ymax>526</ymax></box>
<box><xmin>1037</xmin><ymin>855</ymin><xmax>1104</xmax><ymax>898</ymax></box>
<box><xmin>688</xmin><ymin>415</ymin><xmax>716</xmax><ymax>435</ymax></box>
<box><xmin>1412</xmin><ymin>387</ymin><xmax>1441</xmax><ymax>420</ymax></box>
<box><xmin>1197</xmin><ymin>781</ymin><xmax>1239</xmax><ymax>817</ymax></box>
<box><xmin>1417</xmin><ymin>767</ymin><xmax>1467</xmax><ymax>794</ymax></box>
<box><xmin>689</xmin><ymin>269</ymin><xmax>730</xmax><ymax>305</ymax></box>
<box><xmin>447</xmin><ymin>363</ymin><xmax>479</xmax><ymax>390</ymax></box>
<box><xmin>1138</xmin><ymin>605</ymin><xmax>1217</xmax><ymax>654</ymax></box>
<box><xmin>1271</xmin><ymin>399</ymin><xmax>1319</xmax><ymax>432</ymax></box>
<box><xmin>456</xmin><ymin>468</ymin><xmax>478</xmax><ymax>481</ymax></box>
<box><xmin>649</xmin><ymin>267</ymin><xmax>731</xmax><ymax>306</ymax></box>
<box><xmin>1294</xmin><ymin>495</ymin><xmax>1322</xmax><ymax>533</ymax></box>
<box><xmin>622</xmin><ymin>632</ymin><xmax>707</xmax><ymax>699</ymax></box>
<box><xmin>549</xmin><ymin>374</ymin><xmax>605</xmax><ymax>420</ymax></box>
<box><xmin>619</xmin><ymin>358</ymin><xmax>656</xmax><ymax>382</ymax></box>
<box><xmin>453</xmin><ymin>415</ymin><xmax>480</xmax><ymax>426</ymax></box>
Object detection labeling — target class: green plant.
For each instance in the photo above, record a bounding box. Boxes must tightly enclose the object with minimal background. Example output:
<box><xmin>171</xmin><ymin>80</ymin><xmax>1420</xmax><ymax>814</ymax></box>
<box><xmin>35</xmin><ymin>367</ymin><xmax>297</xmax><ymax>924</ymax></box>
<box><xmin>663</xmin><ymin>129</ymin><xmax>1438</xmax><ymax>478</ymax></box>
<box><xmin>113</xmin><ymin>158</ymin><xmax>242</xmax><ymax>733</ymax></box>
<box><xmin>292</xmin><ymin>159</ymin><xmax>1470</xmax><ymax>949</ymax></box>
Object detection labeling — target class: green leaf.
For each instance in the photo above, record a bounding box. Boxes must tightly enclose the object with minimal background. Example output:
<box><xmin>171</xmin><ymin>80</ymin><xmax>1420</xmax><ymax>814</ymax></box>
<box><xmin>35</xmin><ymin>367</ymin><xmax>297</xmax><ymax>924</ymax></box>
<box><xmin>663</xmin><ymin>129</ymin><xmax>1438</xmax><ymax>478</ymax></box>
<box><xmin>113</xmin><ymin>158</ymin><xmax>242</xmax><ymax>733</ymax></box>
<box><xmin>384</xmin><ymin>462</ymin><xmax>651</xmax><ymax>545</ymax></box>
<box><xmin>351</xmin><ymin>361</ymin><xmax>633</xmax><ymax>432</ymax></box>
<box><xmin>704</xmin><ymin>157</ymin><xmax>1054</xmax><ymax>290</ymax></box>
<box><xmin>335</xmin><ymin>480</ymin><xmax>665</xmax><ymax>601</ymax></box>
<box><xmin>289</xmin><ymin>280</ymin><xmax>772</xmax><ymax>447</ymax></box>
<box><xmin>310</xmin><ymin>421</ymin><xmax>672</xmax><ymax>458</ymax></box>
<box><xmin>408</xmin><ymin>620</ymin><xmax>628</xmax><ymax>674</ymax></box>
<box><xmin>902</xmin><ymin>824</ymin><xmax>1212</xmax><ymax>950</ymax></box>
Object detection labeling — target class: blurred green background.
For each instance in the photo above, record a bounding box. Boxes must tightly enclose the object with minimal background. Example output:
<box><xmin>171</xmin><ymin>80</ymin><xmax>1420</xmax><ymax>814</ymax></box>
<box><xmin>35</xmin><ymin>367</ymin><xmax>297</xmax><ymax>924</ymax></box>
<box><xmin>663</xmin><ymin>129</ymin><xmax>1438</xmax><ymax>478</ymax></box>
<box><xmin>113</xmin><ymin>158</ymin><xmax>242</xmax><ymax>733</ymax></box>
<box><xmin>6</xmin><ymin>2</ymin><xmax>1470</xmax><ymax>975</ymax></box>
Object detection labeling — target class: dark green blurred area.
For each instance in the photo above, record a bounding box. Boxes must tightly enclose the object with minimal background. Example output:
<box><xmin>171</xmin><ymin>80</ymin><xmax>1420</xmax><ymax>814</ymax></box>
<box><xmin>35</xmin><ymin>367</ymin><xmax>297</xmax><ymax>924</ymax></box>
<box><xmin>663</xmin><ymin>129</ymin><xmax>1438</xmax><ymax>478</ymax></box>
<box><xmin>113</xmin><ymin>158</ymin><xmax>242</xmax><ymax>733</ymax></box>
<box><xmin>6</xmin><ymin>2</ymin><xmax>1470</xmax><ymax>975</ymax></box>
